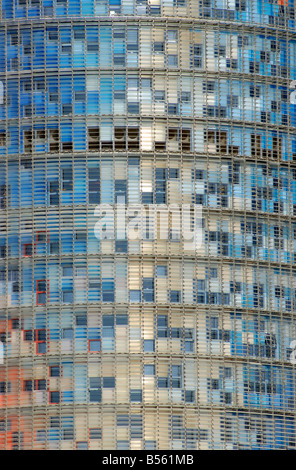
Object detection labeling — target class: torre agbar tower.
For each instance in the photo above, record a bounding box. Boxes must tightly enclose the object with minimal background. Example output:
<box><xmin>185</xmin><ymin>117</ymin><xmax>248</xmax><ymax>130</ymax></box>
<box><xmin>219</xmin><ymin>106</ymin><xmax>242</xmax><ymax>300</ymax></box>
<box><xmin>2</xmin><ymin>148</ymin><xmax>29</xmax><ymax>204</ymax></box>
<box><xmin>1</xmin><ymin>0</ymin><xmax>296</xmax><ymax>452</ymax></box>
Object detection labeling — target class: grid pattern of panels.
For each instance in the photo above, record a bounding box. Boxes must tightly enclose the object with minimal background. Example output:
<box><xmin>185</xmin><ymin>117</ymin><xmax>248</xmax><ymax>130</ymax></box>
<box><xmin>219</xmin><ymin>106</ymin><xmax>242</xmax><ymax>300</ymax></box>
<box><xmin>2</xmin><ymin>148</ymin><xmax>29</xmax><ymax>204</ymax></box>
<box><xmin>0</xmin><ymin>1</ymin><xmax>296</xmax><ymax>451</ymax></box>
<box><xmin>0</xmin><ymin>0</ymin><xmax>296</xmax><ymax>31</ymax></box>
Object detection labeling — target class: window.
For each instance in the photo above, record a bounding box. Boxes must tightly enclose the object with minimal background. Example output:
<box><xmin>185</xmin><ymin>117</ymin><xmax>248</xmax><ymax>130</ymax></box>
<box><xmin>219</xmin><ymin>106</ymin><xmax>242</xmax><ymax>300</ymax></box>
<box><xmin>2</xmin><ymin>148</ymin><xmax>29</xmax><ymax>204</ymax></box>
<box><xmin>88</xmin><ymin>167</ymin><xmax>100</xmax><ymax>204</ymax></box>
<box><xmin>145</xmin><ymin>441</ymin><xmax>156</xmax><ymax>450</ymax></box>
<box><xmin>168</xmin><ymin>103</ymin><xmax>178</xmax><ymax>114</ymax></box>
<box><xmin>36</xmin><ymin>280</ymin><xmax>47</xmax><ymax>305</ymax></box>
<box><xmin>158</xmin><ymin>316</ymin><xmax>168</xmax><ymax>338</ymax></box>
<box><xmin>204</xmin><ymin>81</ymin><xmax>215</xmax><ymax>93</ymax></box>
<box><xmin>114</xmin><ymin>53</ymin><xmax>125</xmax><ymax>66</ymax></box>
<box><xmin>0</xmin><ymin>184</ymin><xmax>9</xmax><ymax>209</ymax></box>
<box><xmin>117</xmin><ymin>441</ymin><xmax>130</xmax><ymax>450</ymax></box>
<box><xmin>24</xmin><ymin>380</ymin><xmax>33</xmax><ymax>392</ymax></box>
<box><xmin>62</xmin><ymin>428</ymin><xmax>74</xmax><ymax>441</ymax></box>
<box><xmin>168</xmin><ymin>55</ymin><xmax>178</xmax><ymax>67</ymax></box>
<box><xmin>88</xmin><ymin>128</ymin><xmax>100</xmax><ymax>151</ymax></box>
<box><xmin>62</xmin><ymin>265</ymin><xmax>73</xmax><ymax>277</ymax></box>
<box><xmin>115</xmin><ymin>240</ymin><xmax>128</xmax><ymax>253</ymax></box>
<box><xmin>24</xmin><ymin>330</ymin><xmax>33</xmax><ymax>341</ymax></box>
<box><xmin>62</xmin><ymin>168</ymin><xmax>73</xmax><ymax>191</ymax></box>
<box><xmin>103</xmin><ymin>377</ymin><xmax>115</xmax><ymax>388</ymax></box>
<box><xmin>154</xmin><ymin>42</ymin><xmax>164</xmax><ymax>53</ymax></box>
<box><xmin>117</xmin><ymin>415</ymin><xmax>129</xmax><ymax>427</ymax></box>
<box><xmin>62</xmin><ymin>290</ymin><xmax>73</xmax><ymax>303</ymax></box>
<box><xmin>144</xmin><ymin>340</ymin><xmax>155</xmax><ymax>352</ymax></box>
<box><xmin>48</xmin><ymin>31</ymin><xmax>58</xmax><ymax>41</ymax></box>
<box><xmin>49</xmin><ymin>181</ymin><xmax>59</xmax><ymax>205</ymax></box>
<box><xmin>62</xmin><ymin>328</ymin><xmax>73</xmax><ymax>339</ymax></box>
<box><xmin>62</xmin><ymin>104</ymin><xmax>72</xmax><ymax>115</ymax></box>
<box><xmin>143</xmin><ymin>278</ymin><xmax>154</xmax><ymax>302</ymax></box>
<box><xmin>36</xmin><ymin>430</ymin><xmax>46</xmax><ymax>442</ymax></box>
<box><xmin>130</xmin><ymin>389</ymin><xmax>142</xmax><ymax>402</ymax></box>
<box><xmin>127</xmin><ymin>102</ymin><xmax>139</xmax><ymax>114</ymax></box>
<box><xmin>155</xmin><ymin>90</ymin><xmax>165</xmax><ymax>101</ymax></box>
<box><xmin>35</xmin><ymin>329</ymin><xmax>47</xmax><ymax>354</ymax></box>
<box><xmin>0</xmin><ymin>132</ymin><xmax>6</xmax><ymax>147</ymax></box>
<box><xmin>35</xmin><ymin>379</ymin><xmax>46</xmax><ymax>391</ymax></box>
<box><xmin>130</xmin><ymin>415</ymin><xmax>143</xmax><ymax>439</ymax></box>
<box><xmin>144</xmin><ymin>365</ymin><xmax>155</xmax><ymax>376</ymax></box>
<box><xmin>76</xmin><ymin>442</ymin><xmax>88</xmax><ymax>450</ymax></box>
<box><xmin>50</xmin><ymin>242</ymin><xmax>59</xmax><ymax>255</ymax></box>
<box><xmin>61</xmin><ymin>43</ymin><xmax>72</xmax><ymax>54</ymax></box>
<box><xmin>181</xmin><ymin>92</ymin><xmax>191</xmax><ymax>103</ymax></box>
<box><xmin>0</xmin><ymin>382</ymin><xmax>11</xmax><ymax>394</ymax></box>
<box><xmin>76</xmin><ymin>315</ymin><xmax>87</xmax><ymax>327</ymax></box>
<box><xmin>169</xmin><ymin>290</ymin><xmax>181</xmax><ymax>303</ymax></box>
<box><xmin>10</xmin><ymin>33</ymin><xmax>18</xmax><ymax>46</ymax></box>
<box><xmin>73</xmin><ymin>29</ymin><xmax>85</xmax><ymax>40</ymax></box>
<box><xmin>185</xmin><ymin>391</ymin><xmax>195</xmax><ymax>403</ymax></box>
<box><xmin>167</xmin><ymin>30</ymin><xmax>178</xmax><ymax>42</ymax></box>
<box><xmin>192</xmin><ymin>44</ymin><xmax>203</xmax><ymax>68</ymax></box>
<box><xmin>49</xmin><ymin>92</ymin><xmax>59</xmax><ymax>103</ymax></box>
<box><xmin>75</xmin><ymin>91</ymin><xmax>86</xmax><ymax>102</ymax></box>
<box><xmin>157</xmin><ymin>266</ymin><xmax>167</xmax><ymax>277</ymax></box>
<box><xmin>75</xmin><ymin>232</ymin><xmax>87</xmax><ymax>242</ymax></box>
<box><xmin>89</xmin><ymin>377</ymin><xmax>101</xmax><ymax>402</ymax></box>
<box><xmin>130</xmin><ymin>290</ymin><xmax>141</xmax><ymax>302</ymax></box>
<box><xmin>210</xmin><ymin>267</ymin><xmax>218</xmax><ymax>278</ymax></box>
<box><xmin>89</xmin><ymin>428</ymin><xmax>102</xmax><ymax>440</ymax></box>
<box><xmin>88</xmin><ymin>339</ymin><xmax>101</xmax><ymax>352</ymax></box>
<box><xmin>214</xmin><ymin>45</ymin><xmax>226</xmax><ymax>57</ymax></box>
<box><xmin>171</xmin><ymin>365</ymin><xmax>182</xmax><ymax>388</ymax></box>
<box><xmin>115</xmin><ymin>179</ymin><xmax>127</xmax><ymax>203</ymax></box>
<box><xmin>0</xmin><ymin>246</ymin><xmax>6</xmax><ymax>258</ymax></box>
<box><xmin>227</xmin><ymin>95</ymin><xmax>239</xmax><ymax>108</ymax></box>
<box><xmin>102</xmin><ymin>280</ymin><xmax>115</xmax><ymax>302</ymax></box>
<box><xmin>50</xmin><ymin>366</ymin><xmax>60</xmax><ymax>377</ymax></box>
<box><xmin>50</xmin><ymin>391</ymin><xmax>60</xmax><ymax>404</ymax></box>
<box><xmin>36</xmin><ymin>231</ymin><xmax>48</xmax><ymax>244</ymax></box>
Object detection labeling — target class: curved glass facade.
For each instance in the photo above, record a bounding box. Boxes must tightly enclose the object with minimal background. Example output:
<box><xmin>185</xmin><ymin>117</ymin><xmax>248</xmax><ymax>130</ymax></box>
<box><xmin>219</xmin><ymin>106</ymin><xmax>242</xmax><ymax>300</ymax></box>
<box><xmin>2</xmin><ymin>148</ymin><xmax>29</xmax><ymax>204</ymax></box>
<box><xmin>0</xmin><ymin>0</ymin><xmax>296</xmax><ymax>450</ymax></box>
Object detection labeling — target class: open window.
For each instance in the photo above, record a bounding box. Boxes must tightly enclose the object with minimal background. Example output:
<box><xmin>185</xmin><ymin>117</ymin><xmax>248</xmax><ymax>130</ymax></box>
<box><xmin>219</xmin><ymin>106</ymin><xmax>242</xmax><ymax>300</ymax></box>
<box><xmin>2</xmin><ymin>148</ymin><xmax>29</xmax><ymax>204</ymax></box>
<box><xmin>88</xmin><ymin>128</ymin><xmax>100</xmax><ymax>151</ymax></box>
<box><xmin>0</xmin><ymin>132</ymin><xmax>6</xmax><ymax>147</ymax></box>
<box><xmin>24</xmin><ymin>130</ymin><xmax>33</xmax><ymax>153</ymax></box>
<box><xmin>114</xmin><ymin>127</ymin><xmax>126</xmax><ymax>150</ymax></box>
<box><xmin>49</xmin><ymin>129</ymin><xmax>60</xmax><ymax>153</ymax></box>
<box><xmin>127</xmin><ymin>127</ymin><xmax>139</xmax><ymax>150</ymax></box>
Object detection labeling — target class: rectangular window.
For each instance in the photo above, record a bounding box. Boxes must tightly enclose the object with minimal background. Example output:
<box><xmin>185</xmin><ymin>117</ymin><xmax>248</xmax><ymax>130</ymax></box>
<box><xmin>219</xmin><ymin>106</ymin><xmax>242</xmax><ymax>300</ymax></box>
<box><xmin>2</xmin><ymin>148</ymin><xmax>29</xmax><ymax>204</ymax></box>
<box><xmin>88</xmin><ymin>167</ymin><xmax>100</xmax><ymax>204</ymax></box>
<box><xmin>50</xmin><ymin>391</ymin><xmax>60</xmax><ymax>404</ymax></box>
<box><xmin>89</xmin><ymin>428</ymin><xmax>102</xmax><ymax>440</ymax></box>
<box><xmin>23</xmin><ymin>244</ymin><xmax>33</xmax><ymax>257</ymax></box>
<box><xmin>62</xmin><ymin>168</ymin><xmax>73</xmax><ymax>191</ymax></box>
<box><xmin>102</xmin><ymin>377</ymin><xmax>115</xmax><ymax>388</ymax></box>
<box><xmin>49</xmin><ymin>129</ymin><xmax>60</xmax><ymax>153</ymax></box>
<box><xmin>143</xmin><ymin>278</ymin><xmax>154</xmax><ymax>302</ymax></box>
<box><xmin>36</xmin><ymin>280</ymin><xmax>48</xmax><ymax>305</ymax></box>
<box><xmin>50</xmin><ymin>366</ymin><xmax>60</xmax><ymax>377</ymax></box>
<box><xmin>88</xmin><ymin>128</ymin><xmax>100</xmax><ymax>151</ymax></box>
<box><xmin>62</xmin><ymin>290</ymin><xmax>73</xmax><ymax>303</ymax></box>
<box><xmin>49</xmin><ymin>181</ymin><xmax>59</xmax><ymax>205</ymax></box>
<box><xmin>89</xmin><ymin>377</ymin><xmax>101</xmax><ymax>403</ymax></box>
<box><xmin>130</xmin><ymin>389</ymin><xmax>142</xmax><ymax>402</ymax></box>
<box><xmin>88</xmin><ymin>339</ymin><xmax>101</xmax><ymax>352</ymax></box>
<box><xmin>34</xmin><ymin>329</ymin><xmax>47</xmax><ymax>354</ymax></box>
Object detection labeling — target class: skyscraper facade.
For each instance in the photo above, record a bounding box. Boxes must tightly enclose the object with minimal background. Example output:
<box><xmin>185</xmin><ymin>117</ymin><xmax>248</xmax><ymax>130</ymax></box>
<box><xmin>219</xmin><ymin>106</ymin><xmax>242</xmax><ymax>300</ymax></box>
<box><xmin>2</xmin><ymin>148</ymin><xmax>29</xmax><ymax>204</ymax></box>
<box><xmin>0</xmin><ymin>0</ymin><xmax>296</xmax><ymax>450</ymax></box>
